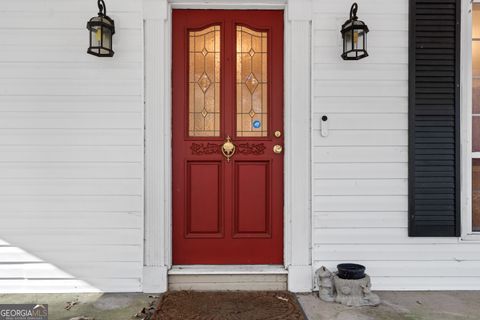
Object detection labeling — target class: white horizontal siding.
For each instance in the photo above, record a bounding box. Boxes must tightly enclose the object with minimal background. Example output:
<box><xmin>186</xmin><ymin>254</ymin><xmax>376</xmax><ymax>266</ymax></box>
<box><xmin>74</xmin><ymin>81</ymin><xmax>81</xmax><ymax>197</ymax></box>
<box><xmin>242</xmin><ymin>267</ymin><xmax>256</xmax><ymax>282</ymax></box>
<box><xmin>0</xmin><ymin>163</ymin><xmax>141</xmax><ymax>178</ymax></box>
<box><xmin>0</xmin><ymin>246</ymin><xmax>142</xmax><ymax>263</ymax></box>
<box><xmin>312</xmin><ymin>0</ymin><xmax>480</xmax><ymax>290</ymax></box>
<box><xmin>314</xmin><ymin>147</ymin><xmax>408</xmax><ymax>163</ymax></box>
<box><xmin>0</xmin><ymin>0</ymin><xmax>143</xmax><ymax>292</ymax></box>
<box><xmin>314</xmin><ymin>97</ymin><xmax>408</xmax><ymax>114</ymax></box>
<box><xmin>0</xmin><ymin>146</ymin><xmax>142</xmax><ymax>162</ymax></box>
<box><xmin>0</xmin><ymin>96</ymin><xmax>142</xmax><ymax>112</ymax></box>
<box><xmin>0</xmin><ymin>114</ymin><xmax>143</xmax><ymax>129</ymax></box>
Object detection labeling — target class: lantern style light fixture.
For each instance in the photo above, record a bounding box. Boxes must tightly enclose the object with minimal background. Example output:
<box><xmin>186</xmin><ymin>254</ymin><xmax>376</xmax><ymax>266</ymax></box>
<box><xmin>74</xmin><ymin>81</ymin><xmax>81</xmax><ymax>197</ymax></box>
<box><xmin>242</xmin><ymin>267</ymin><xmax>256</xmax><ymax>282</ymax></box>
<box><xmin>87</xmin><ymin>0</ymin><xmax>115</xmax><ymax>57</ymax></box>
<box><xmin>341</xmin><ymin>3</ymin><xmax>369</xmax><ymax>60</ymax></box>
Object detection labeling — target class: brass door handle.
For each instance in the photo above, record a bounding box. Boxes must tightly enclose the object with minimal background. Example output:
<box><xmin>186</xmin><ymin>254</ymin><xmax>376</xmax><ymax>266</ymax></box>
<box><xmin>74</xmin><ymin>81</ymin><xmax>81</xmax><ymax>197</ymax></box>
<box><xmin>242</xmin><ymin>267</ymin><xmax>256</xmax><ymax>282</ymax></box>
<box><xmin>273</xmin><ymin>145</ymin><xmax>283</xmax><ymax>154</ymax></box>
<box><xmin>221</xmin><ymin>136</ymin><xmax>235</xmax><ymax>162</ymax></box>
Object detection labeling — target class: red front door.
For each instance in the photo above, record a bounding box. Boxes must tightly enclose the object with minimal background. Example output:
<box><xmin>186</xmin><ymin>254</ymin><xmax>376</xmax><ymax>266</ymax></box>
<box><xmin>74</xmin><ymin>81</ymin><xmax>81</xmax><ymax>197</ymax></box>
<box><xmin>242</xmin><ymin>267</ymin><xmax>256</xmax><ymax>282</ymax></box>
<box><xmin>172</xmin><ymin>10</ymin><xmax>284</xmax><ymax>264</ymax></box>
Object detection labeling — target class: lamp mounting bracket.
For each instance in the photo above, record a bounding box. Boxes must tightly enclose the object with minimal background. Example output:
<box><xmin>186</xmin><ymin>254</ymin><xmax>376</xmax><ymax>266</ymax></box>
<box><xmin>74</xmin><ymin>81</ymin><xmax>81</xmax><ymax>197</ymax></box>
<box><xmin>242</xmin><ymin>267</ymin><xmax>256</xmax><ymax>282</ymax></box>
<box><xmin>97</xmin><ymin>0</ymin><xmax>107</xmax><ymax>16</ymax></box>
<box><xmin>350</xmin><ymin>3</ymin><xmax>358</xmax><ymax>21</ymax></box>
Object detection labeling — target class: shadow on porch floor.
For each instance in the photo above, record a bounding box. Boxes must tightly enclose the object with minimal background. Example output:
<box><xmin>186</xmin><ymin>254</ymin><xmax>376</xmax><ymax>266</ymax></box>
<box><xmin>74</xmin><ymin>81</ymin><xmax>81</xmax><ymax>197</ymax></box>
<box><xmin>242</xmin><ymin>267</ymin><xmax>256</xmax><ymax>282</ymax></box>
<box><xmin>0</xmin><ymin>293</ymin><xmax>154</xmax><ymax>320</ymax></box>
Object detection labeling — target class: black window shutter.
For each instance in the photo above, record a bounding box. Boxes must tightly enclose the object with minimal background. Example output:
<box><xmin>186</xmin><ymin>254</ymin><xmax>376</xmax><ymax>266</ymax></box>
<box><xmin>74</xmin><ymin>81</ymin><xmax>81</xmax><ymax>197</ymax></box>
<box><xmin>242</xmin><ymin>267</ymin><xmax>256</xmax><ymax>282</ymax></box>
<box><xmin>408</xmin><ymin>0</ymin><xmax>461</xmax><ymax>236</ymax></box>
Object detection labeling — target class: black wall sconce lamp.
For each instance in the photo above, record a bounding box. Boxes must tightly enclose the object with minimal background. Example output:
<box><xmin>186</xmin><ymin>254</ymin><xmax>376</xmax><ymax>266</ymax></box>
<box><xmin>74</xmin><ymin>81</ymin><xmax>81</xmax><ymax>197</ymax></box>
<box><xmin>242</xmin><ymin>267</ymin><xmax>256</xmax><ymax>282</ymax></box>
<box><xmin>341</xmin><ymin>3</ymin><xmax>369</xmax><ymax>60</ymax></box>
<box><xmin>87</xmin><ymin>0</ymin><xmax>115</xmax><ymax>57</ymax></box>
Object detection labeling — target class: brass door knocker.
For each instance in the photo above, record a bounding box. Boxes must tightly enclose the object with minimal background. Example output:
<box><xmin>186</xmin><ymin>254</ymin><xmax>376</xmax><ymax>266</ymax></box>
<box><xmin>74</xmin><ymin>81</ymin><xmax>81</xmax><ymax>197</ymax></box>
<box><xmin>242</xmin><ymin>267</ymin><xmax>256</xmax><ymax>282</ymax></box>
<box><xmin>221</xmin><ymin>136</ymin><xmax>236</xmax><ymax>162</ymax></box>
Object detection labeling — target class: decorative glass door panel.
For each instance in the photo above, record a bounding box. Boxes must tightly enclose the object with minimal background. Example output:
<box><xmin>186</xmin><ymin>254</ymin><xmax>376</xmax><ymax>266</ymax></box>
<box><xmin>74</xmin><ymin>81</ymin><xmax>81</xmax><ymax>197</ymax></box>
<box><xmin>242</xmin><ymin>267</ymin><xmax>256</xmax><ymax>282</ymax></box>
<box><xmin>236</xmin><ymin>26</ymin><xmax>268</xmax><ymax>137</ymax></box>
<box><xmin>472</xmin><ymin>5</ymin><xmax>480</xmax><ymax>231</ymax></box>
<box><xmin>172</xmin><ymin>10</ymin><xmax>284</xmax><ymax>264</ymax></box>
<box><xmin>189</xmin><ymin>25</ymin><xmax>221</xmax><ymax>137</ymax></box>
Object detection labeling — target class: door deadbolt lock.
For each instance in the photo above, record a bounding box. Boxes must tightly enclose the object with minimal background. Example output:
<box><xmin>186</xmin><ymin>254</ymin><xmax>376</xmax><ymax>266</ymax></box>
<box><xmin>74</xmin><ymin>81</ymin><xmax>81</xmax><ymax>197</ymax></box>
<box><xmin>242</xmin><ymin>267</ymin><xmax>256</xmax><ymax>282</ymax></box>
<box><xmin>274</xmin><ymin>131</ymin><xmax>282</xmax><ymax>138</ymax></box>
<box><xmin>273</xmin><ymin>145</ymin><xmax>283</xmax><ymax>154</ymax></box>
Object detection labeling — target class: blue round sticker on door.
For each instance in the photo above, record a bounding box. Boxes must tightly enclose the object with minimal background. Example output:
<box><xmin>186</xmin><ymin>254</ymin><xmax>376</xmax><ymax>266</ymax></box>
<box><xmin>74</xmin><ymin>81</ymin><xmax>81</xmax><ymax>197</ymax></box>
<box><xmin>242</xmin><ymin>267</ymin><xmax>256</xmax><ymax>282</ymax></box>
<box><xmin>252</xmin><ymin>120</ymin><xmax>261</xmax><ymax>129</ymax></box>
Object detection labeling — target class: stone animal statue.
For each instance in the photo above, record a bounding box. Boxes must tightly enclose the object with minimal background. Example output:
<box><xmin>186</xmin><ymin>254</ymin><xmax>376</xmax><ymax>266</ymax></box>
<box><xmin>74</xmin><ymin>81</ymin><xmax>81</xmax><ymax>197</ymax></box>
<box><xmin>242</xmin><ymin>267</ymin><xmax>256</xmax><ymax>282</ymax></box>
<box><xmin>316</xmin><ymin>266</ymin><xmax>335</xmax><ymax>302</ymax></box>
<box><xmin>315</xmin><ymin>266</ymin><xmax>381</xmax><ymax>307</ymax></box>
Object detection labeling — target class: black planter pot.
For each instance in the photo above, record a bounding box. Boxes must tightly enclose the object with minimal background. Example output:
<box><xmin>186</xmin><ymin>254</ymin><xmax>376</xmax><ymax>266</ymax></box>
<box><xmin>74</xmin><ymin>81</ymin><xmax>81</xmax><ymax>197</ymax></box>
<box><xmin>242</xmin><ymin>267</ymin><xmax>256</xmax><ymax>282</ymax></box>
<box><xmin>337</xmin><ymin>263</ymin><xmax>366</xmax><ymax>280</ymax></box>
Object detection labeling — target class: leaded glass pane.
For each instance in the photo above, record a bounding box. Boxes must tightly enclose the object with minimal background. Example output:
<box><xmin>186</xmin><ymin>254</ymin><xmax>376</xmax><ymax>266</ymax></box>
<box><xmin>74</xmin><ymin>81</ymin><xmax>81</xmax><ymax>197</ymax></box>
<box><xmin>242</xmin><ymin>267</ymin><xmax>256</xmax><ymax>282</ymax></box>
<box><xmin>473</xmin><ymin>5</ymin><xmax>480</xmax><ymax>232</ymax></box>
<box><xmin>189</xmin><ymin>26</ymin><xmax>221</xmax><ymax>137</ymax></box>
<box><xmin>473</xmin><ymin>5</ymin><xmax>480</xmax><ymax>150</ymax></box>
<box><xmin>236</xmin><ymin>26</ymin><xmax>268</xmax><ymax>137</ymax></box>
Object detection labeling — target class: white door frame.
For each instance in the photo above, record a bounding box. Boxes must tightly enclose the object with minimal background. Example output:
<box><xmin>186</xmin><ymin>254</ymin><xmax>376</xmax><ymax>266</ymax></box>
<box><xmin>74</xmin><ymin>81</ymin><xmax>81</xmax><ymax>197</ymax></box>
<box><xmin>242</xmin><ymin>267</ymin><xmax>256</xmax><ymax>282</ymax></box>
<box><xmin>142</xmin><ymin>0</ymin><xmax>313</xmax><ymax>292</ymax></box>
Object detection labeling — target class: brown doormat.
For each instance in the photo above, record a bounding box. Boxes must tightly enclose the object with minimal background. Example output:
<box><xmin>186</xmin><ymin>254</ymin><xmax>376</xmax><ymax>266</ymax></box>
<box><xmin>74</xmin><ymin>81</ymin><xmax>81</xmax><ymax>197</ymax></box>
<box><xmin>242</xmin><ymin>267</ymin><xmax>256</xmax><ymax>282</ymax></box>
<box><xmin>152</xmin><ymin>291</ymin><xmax>306</xmax><ymax>320</ymax></box>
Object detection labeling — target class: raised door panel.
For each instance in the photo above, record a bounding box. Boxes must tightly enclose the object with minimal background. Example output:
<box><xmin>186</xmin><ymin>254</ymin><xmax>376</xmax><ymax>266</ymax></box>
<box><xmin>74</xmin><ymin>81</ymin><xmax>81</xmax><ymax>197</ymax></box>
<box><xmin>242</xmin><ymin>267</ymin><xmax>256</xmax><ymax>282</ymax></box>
<box><xmin>234</xmin><ymin>161</ymin><xmax>271</xmax><ymax>237</ymax></box>
<box><xmin>186</xmin><ymin>161</ymin><xmax>223</xmax><ymax>237</ymax></box>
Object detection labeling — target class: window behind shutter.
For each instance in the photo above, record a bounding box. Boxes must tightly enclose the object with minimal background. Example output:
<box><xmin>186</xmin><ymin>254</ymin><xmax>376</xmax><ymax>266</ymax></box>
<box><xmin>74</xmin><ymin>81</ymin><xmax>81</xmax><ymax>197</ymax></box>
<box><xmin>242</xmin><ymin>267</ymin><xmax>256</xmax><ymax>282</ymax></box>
<box><xmin>408</xmin><ymin>0</ymin><xmax>461</xmax><ymax>236</ymax></box>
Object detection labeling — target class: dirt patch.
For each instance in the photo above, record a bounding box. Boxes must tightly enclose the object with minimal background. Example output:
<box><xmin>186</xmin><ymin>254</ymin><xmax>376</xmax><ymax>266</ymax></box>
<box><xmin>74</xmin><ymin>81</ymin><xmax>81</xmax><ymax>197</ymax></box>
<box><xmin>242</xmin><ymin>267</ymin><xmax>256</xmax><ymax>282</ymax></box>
<box><xmin>152</xmin><ymin>291</ymin><xmax>306</xmax><ymax>320</ymax></box>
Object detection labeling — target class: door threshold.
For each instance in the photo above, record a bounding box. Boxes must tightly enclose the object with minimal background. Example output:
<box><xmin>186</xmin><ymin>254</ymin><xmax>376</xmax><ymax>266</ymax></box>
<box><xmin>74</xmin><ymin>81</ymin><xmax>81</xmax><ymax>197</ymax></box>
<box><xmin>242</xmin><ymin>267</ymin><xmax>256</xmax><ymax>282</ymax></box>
<box><xmin>169</xmin><ymin>265</ymin><xmax>288</xmax><ymax>275</ymax></box>
<box><xmin>168</xmin><ymin>265</ymin><xmax>288</xmax><ymax>291</ymax></box>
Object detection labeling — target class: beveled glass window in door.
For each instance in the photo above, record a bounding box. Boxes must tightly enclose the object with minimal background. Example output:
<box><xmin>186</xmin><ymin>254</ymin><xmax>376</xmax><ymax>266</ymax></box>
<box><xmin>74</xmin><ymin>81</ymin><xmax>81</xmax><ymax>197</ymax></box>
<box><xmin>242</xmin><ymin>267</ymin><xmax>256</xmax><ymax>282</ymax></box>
<box><xmin>236</xmin><ymin>26</ymin><xmax>268</xmax><ymax>137</ymax></box>
<box><xmin>472</xmin><ymin>5</ymin><xmax>480</xmax><ymax>231</ymax></box>
<box><xmin>189</xmin><ymin>26</ymin><xmax>221</xmax><ymax>137</ymax></box>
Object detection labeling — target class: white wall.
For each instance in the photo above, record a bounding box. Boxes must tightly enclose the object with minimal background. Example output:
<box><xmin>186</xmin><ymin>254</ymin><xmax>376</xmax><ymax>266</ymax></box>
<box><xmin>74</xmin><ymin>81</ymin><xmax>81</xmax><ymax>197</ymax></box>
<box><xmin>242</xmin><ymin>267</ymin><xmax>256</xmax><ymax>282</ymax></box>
<box><xmin>2</xmin><ymin>0</ymin><xmax>480</xmax><ymax>293</ymax></box>
<box><xmin>0</xmin><ymin>0</ymin><xmax>144</xmax><ymax>292</ymax></box>
<box><xmin>312</xmin><ymin>0</ymin><xmax>480</xmax><ymax>290</ymax></box>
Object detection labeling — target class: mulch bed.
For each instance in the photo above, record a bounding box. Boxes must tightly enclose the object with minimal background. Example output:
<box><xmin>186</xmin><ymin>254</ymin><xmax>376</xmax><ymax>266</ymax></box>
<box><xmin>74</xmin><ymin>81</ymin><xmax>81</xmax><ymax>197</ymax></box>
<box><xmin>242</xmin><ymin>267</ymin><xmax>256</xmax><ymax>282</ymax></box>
<box><xmin>151</xmin><ymin>291</ymin><xmax>306</xmax><ymax>320</ymax></box>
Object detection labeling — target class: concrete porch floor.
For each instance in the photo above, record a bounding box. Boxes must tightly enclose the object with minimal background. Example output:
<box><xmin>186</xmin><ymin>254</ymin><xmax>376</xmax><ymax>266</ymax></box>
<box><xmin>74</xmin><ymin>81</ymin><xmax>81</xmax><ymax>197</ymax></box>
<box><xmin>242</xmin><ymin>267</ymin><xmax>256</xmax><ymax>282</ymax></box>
<box><xmin>297</xmin><ymin>291</ymin><xmax>480</xmax><ymax>320</ymax></box>
<box><xmin>0</xmin><ymin>293</ymin><xmax>155</xmax><ymax>320</ymax></box>
<box><xmin>0</xmin><ymin>291</ymin><xmax>480</xmax><ymax>320</ymax></box>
